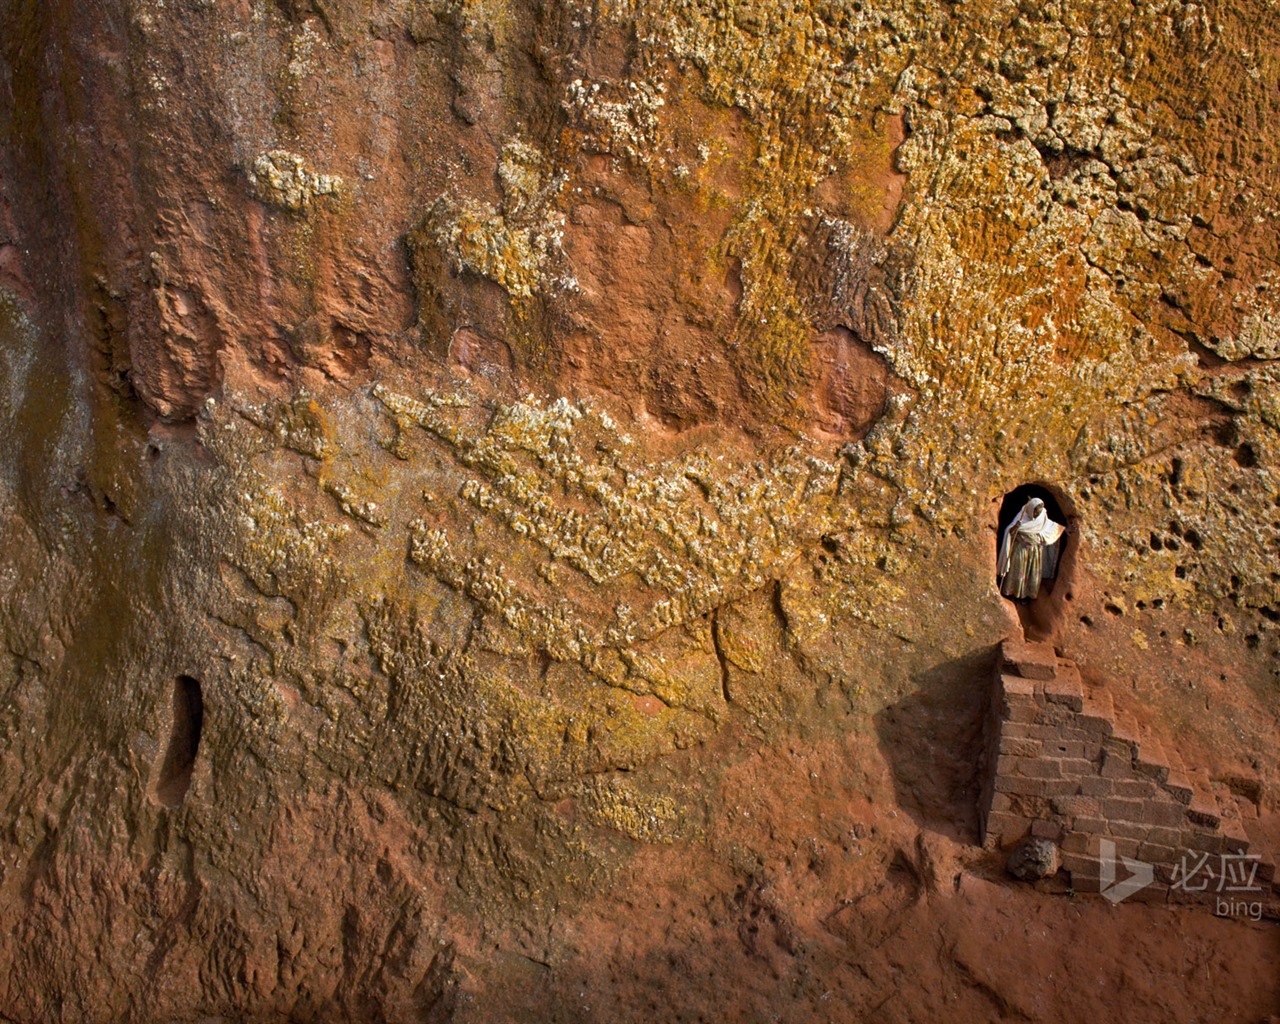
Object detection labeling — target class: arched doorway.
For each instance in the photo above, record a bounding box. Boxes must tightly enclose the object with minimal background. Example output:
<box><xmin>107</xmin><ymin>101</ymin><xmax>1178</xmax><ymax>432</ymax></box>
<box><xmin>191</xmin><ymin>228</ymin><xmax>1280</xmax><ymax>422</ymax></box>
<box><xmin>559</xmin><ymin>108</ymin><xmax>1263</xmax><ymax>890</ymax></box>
<box><xmin>995</xmin><ymin>483</ymin><xmax>1077</xmax><ymax>643</ymax></box>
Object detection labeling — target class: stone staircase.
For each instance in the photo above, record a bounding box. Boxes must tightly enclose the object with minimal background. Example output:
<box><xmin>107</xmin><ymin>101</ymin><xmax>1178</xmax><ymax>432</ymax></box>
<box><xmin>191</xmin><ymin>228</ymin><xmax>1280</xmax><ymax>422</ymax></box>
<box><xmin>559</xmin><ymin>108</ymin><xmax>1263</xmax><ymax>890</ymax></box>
<box><xmin>980</xmin><ymin>638</ymin><xmax>1279</xmax><ymax>910</ymax></box>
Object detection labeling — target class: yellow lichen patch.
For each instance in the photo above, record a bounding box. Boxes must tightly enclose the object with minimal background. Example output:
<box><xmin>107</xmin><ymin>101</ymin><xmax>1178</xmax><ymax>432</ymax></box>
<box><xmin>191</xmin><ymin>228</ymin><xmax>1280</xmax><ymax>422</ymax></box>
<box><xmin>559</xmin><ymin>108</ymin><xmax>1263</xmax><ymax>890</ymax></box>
<box><xmin>421</xmin><ymin>140</ymin><xmax>573</xmax><ymax>314</ymax></box>
<box><xmin>246</xmin><ymin>150</ymin><xmax>344</xmax><ymax>212</ymax></box>
<box><xmin>378</xmin><ymin>385</ymin><xmax>840</xmax><ymax>630</ymax></box>
<box><xmin>234</xmin><ymin>483</ymin><xmax>352</xmax><ymax>605</ymax></box>
<box><xmin>581</xmin><ymin>777</ymin><xmax>684</xmax><ymax>844</ymax></box>
<box><xmin>206</xmin><ymin>374</ymin><xmax>858</xmax><ymax>869</ymax></box>
<box><xmin>553</xmin><ymin>1</ymin><xmax>915</xmax><ymax>412</ymax></box>
<box><xmin>236</xmin><ymin>393</ymin><xmax>337</xmax><ymax>460</ymax></box>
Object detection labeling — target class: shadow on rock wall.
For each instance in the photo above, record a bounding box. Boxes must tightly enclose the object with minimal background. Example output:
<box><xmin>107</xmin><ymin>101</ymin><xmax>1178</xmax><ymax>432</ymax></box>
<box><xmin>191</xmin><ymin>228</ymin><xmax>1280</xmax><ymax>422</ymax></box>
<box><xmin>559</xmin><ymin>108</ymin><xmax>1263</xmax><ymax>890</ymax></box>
<box><xmin>873</xmin><ymin>646</ymin><xmax>996</xmax><ymax>843</ymax></box>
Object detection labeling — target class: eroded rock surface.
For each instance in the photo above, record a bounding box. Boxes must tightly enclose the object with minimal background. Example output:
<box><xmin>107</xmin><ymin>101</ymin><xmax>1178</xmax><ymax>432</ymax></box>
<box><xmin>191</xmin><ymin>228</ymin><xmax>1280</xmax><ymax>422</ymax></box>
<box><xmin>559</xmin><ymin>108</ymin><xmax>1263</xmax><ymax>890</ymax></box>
<box><xmin>0</xmin><ymin>1</ymin><xmax>1278</xmax><ymax>1020</ymax></box>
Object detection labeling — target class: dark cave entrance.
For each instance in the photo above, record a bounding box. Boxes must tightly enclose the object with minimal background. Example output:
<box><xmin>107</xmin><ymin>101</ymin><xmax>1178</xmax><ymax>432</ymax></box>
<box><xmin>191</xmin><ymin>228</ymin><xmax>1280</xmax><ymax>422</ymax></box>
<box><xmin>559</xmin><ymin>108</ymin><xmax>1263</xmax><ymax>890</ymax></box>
<box><xmin>154</xmin><ymin>675</ymin><xmax>204</xmax><ymax>809</ymax></box>
<box><xmin>995</xmin><ymin>483</ymin><xmax>1077</xmax><ymax>643</ymax></box>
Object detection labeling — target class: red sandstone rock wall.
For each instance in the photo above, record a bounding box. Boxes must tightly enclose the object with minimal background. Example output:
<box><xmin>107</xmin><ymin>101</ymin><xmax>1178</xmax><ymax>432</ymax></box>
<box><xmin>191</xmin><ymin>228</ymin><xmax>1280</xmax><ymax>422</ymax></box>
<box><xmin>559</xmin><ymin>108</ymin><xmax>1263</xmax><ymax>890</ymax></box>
<box><xmin>0</xmin><ymin>1</ymin><xmax>1278</xmax><ymax>1021</ymax></box>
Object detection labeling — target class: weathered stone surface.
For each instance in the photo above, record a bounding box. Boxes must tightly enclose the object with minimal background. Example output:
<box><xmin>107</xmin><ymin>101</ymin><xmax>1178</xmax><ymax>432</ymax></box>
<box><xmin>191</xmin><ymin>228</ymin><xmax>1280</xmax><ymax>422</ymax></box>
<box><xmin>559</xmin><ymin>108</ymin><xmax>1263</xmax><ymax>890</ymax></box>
<box><xmin>1007</xmin><ymin>836</ymin><xmax>1062</xmax><ymax>881</ymax></box>
<box><xmin>0</xmin><ymin>0</ymin><xmax>1278</xmax><ymax>1020</ymax></box>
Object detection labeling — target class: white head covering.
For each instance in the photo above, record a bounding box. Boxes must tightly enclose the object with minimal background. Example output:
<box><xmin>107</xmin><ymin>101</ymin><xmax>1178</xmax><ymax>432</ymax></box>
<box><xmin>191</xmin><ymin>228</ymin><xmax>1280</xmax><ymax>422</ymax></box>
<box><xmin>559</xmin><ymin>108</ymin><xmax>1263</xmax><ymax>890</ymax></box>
<box><xmin>998</xmin><ymin>498</ymin><xmax>1066</xmax><ymax>576</ymax></box>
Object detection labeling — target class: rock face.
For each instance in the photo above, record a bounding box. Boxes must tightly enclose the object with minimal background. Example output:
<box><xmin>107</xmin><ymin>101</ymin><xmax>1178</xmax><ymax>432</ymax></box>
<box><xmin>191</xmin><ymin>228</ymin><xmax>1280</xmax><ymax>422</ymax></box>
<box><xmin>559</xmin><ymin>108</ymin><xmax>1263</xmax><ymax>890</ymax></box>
<box><xmin>0</xmin><ymin>1</ymin><xmax>1278</xmax><ymax>1021</ymax></box>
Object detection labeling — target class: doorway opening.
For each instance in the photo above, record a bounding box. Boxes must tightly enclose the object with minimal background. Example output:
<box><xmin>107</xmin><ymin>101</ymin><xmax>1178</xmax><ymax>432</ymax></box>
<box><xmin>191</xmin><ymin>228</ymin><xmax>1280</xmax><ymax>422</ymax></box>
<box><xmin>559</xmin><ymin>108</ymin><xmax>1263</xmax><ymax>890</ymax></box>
<box><xmin>995</xmin><ymin>483</ymin><xmax>1076</xmax><ymax>643</ymax></box>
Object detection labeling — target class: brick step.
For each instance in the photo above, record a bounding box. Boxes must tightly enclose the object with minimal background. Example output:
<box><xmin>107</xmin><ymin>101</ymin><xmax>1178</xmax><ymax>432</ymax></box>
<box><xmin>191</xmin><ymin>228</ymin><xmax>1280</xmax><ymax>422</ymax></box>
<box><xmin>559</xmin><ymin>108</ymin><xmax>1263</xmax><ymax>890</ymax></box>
<box><xmin>1161</xmin><ymin>742</ymin><xmax>1187</xmax><ymax>776</ymax></box>
<box><xmin>1079</xmin><ymin>685</ymin><xmax>1114</xmax><ymax>722</ymax></box>
<box><xmin>1134</xmin><ymin>730</ymin><xmax>1170</xmax><ymax>784</ymax></box>
<box><xmin>1220</xmin><ymin>812</ymin><xmax>1252</xmax><ymax>856</ymax></box>
<box><xmin>1111</xmin><ymin>713</ymin><xmax>1205</xmax><ymax>810</ymax></box>
<box><xmin>1223</xmin><ymin>808</ymin><xmax>1278</xmax><ymax>893</ymax></box>
<box><xmin>1092</xmin><ymin>694</ymin><xmax>1245</xmax><ymax>843</ymax></box>
<box><xmin>1242</xmin><ymin>824</ymin><xmax>1278</xmax><ymax>884</ymax></box>
<box><xmin>983</xmin><ymin>646</ymin><xmax>1279</xmax><ymax>887</ymax></box>
<box><xmin>1043</xmin><ymin>661</ymin><xmax>1084</xmax><ymax>712</ymax></box>
<box><xmin>1111</xmin><ymin>713</ymin><xmax>1141</xmax><ymax>758</ymax></box>
<box><xmin>1162</xmin><ymin>768</ymin><xmax>1195</xmax><ymax>805</ymax></box>
<box><xmin>999</xmin><ymin>639</ymin><xmax>1059</xmax><ymax>681</ymax></box>
<box><xmin>1085</xmin><ymin>686</ymin><xmax>1233</xmax><ymax>829</ymax></box>
<box><xmin>1187</xmin><ymin>788</ymin><xmax>1222</xmax><ymax>830</ymax></box>
<box><xmin>1150</xmin><ymin>750</ymin><xmax>1223</xmax><ymax>819</ymax></box>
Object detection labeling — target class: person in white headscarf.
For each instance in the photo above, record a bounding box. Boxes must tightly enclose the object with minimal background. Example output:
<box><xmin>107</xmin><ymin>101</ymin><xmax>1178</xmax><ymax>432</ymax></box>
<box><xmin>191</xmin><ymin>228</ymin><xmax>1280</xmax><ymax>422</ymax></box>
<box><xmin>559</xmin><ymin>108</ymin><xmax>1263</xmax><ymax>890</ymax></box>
<box><xmin>998</xmin><ymin>497</ymin><xmax>1066</xmax><ymax>600</ymax></box>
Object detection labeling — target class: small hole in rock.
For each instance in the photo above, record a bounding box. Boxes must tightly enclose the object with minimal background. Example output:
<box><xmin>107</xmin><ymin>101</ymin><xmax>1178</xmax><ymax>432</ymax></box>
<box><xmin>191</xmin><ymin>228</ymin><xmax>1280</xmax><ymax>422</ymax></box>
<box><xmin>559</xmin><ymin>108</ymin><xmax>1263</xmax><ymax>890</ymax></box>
<box><xmin>154</xmin><ymin>675</ymin><xmax>204</xmax><ymax>809</ymax></box>
<box><xmin>1235</xmin><ymin>444</ymin><xmax>1258</xmax><ymax>468</ymax></box>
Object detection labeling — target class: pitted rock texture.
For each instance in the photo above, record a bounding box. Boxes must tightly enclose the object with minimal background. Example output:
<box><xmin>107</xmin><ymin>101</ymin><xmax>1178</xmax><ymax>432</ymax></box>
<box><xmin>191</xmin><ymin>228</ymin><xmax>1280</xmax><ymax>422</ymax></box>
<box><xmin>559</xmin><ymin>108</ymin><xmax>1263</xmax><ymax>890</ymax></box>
<box><xmin>1</xmin><ymin>1</ymin><xmax>1278</xmax><ymax>1021</ymax></box>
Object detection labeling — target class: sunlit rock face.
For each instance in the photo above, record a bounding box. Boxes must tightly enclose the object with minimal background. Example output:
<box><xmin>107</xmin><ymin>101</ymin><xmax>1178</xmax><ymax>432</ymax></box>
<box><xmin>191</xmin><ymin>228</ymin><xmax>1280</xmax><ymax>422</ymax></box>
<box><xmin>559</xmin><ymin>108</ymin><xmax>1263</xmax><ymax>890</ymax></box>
<box><xmin>1</xmin><ymin>1</ymin><xmax>1278</xmax><ymax>1020</ymax></box>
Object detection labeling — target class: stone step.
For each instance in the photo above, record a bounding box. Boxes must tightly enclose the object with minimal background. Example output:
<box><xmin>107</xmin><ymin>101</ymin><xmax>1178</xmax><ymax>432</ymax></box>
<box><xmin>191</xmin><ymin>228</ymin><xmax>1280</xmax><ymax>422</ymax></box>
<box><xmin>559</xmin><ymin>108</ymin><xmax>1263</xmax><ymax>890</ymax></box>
<box><xmin>1151</xmin><ymin>739</ymin><xmax>1213</xmax><ymax>810</ymax></box>
<box><xmin>1220</xmin><ymin>813</ymin><xmax>1251</xmax><ymax>856</ymax></box>
<box><xmin>1043</xmin><ymin>661</ymin><xmax>1084</xmax><ymax>712</ymax></box>
<box><xmin>1162</xmin><ymin>768</ymin><xmax>1196</xmax><ymax>806</ymax></box>
<box><xmin>1161</xmin><ymin>742</ymin><xmax>1187</xmax><ymax>777</ymax></box>
<box><xmin>1134</xmin><ymin>731</ymin><xmax>1170</xmax><ymax>784</ymax></box>
<box><xmin>1106</xmin><ymin>706</ymin><xmax>1212</xmax><ymax>813</ymax></box>
<box><xmin>1187</xmin><ymin>790</ymin><xmax>1222</xmax><ymax>830</ymax></box>
<box><xmin>1110</xmin><ymin>714</ymin><xmax>1142</xmax><ymax>761</ymax></box>
<box><xmin>1054</xmin><ymin>656</ymin><xmax>1081</xmax><ymax>682</ymax></box>
<box><xmin>1109</xmin><ymin>714</ymin><xmax>1177</xmax><ymax>786</ymax></box>
<box><xmin>1184</xmin><ymin>769</ymin><xmax>1221</xmax><ymax>819</ymax></box>
<box><xmin>1095</xmin><ymin>698</ymin><xmax>1234</xmax><ymax>838</ymax></box>
<box><xmin>1081</xmin><ymin>683</ymin><xmax>1113</xmax><ymax>715</ymax></box>
<box><xmin>1000</xmin><ymin>638</ymin><xmax>1059</xmax><ymax>681</ymax></box>
<box><xmin>983</xmin><ymin>648</ymin><xmax>1280</xmax><ymax>890</ymax></box>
